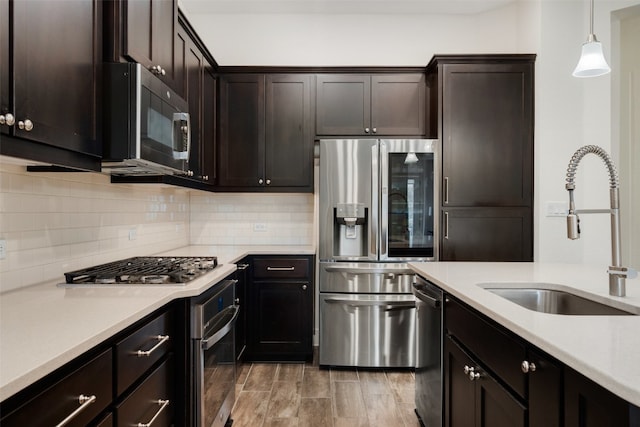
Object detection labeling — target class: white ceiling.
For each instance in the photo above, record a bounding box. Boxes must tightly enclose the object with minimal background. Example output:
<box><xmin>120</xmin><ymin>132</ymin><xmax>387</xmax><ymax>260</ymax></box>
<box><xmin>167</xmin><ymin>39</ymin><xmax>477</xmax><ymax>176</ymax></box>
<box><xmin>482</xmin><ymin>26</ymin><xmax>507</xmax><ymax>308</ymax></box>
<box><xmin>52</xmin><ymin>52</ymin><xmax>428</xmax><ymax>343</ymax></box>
<box><xmin>178</xmin><ymin>0</ymin><xmax>518</xmax><ymax>16</ymax></box>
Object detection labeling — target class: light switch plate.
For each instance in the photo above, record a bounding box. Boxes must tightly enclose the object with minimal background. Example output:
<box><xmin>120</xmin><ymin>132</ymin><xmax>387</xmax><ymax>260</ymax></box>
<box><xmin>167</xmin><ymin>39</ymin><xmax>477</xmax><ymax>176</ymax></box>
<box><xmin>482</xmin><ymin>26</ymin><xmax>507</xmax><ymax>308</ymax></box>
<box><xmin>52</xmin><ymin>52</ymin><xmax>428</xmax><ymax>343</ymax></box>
<box><xmin>545</xmin><ymin>201</ymin><xmax>568</xmax><ymax>217</ymax></box>
<box><xmin>253</xmin><ymin>223</ymin><xmax>267</xmax><ymax>232</ymax></box>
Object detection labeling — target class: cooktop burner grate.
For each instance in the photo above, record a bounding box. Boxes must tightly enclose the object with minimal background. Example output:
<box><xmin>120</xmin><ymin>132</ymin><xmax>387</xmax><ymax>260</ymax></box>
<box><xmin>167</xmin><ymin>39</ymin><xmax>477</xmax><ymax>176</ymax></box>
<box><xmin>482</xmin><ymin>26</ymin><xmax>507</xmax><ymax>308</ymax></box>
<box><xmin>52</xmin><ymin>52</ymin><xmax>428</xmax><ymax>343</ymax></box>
<box><xmin>64</xmin><ymin>256</ymin><xmax>218</xmax><ymax>285</ymax></box>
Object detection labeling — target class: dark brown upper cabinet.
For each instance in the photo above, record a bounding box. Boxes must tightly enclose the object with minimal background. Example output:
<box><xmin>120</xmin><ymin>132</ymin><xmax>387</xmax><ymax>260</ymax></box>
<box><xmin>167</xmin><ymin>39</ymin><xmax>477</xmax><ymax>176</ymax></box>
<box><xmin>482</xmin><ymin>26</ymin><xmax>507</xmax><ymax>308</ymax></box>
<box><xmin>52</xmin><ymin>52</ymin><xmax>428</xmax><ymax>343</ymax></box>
<box><xmin>427</xmin><ymin>55</ymin><xmax>535</xmax><ymax>261</ymax></box>
<box><xmin>217</xmin><ymin>73</ymin><xmax>313</xmax><ymax>192</ymax></box>
<box><xmin>316</xmin><ymin>73</ymin><xmax>426</xmax><ymax>136</ymax></box>
<box><xmin>0</xmin><ymin>0</ymin><xmax>102</xmax><ymax>171</ymax></box>
<box><xmin>104</xmin><ymin>0</ymin><xmax>182</xmax><ymax>95</ymax></box>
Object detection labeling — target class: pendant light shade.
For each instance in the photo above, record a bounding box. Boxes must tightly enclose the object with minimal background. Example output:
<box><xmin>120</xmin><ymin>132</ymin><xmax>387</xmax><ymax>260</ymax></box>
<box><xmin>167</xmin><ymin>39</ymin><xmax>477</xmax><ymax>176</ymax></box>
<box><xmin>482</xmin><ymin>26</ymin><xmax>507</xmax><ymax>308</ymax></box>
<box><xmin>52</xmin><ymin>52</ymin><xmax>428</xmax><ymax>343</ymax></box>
<box><xmin>572</xmin><ymin>0</ymin><xmax>611</xmax><ymax>77</ymax></box>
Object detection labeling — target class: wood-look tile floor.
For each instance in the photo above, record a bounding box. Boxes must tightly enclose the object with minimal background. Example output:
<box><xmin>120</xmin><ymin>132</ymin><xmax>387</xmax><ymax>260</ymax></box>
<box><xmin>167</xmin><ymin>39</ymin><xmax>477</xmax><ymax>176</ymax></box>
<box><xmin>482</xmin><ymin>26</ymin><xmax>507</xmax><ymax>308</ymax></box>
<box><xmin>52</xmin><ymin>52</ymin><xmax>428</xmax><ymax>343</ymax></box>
<box><xmin>231</xmin><ymin>352</ymin><xmax>420</xmax><ymax>427</ymax></box>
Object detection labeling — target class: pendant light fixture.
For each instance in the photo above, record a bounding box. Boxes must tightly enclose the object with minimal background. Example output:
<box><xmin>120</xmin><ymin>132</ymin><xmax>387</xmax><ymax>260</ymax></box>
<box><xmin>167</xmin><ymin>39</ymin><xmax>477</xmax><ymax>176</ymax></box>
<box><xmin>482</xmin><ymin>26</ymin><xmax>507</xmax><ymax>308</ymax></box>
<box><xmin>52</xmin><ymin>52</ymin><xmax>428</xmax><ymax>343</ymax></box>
<box><xmin>573</xmin><ymin>0</ymin><xmax>611</xmax><ymax>77</ymax></box>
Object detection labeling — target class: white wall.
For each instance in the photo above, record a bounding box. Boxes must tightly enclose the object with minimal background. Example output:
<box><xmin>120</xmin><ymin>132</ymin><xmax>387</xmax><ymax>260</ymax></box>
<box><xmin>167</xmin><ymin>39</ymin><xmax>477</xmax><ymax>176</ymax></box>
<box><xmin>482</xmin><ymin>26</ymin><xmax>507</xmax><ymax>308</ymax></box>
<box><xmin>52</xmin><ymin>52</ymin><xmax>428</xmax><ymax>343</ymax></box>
<box><xmin>183</xmin><ymin>3</ymin><xmax>533</xmax><ymax>66</ymax></box>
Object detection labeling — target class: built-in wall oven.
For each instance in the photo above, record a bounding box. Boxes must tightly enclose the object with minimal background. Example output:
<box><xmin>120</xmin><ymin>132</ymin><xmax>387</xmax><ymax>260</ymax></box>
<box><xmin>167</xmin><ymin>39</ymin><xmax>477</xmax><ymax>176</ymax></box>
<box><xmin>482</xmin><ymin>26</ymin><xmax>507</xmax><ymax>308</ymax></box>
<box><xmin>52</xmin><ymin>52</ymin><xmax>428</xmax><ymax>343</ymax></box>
<box><xmin>192</xmin><ymin>279</ymin><xmax>238</xmax><ymax>427</ymax></box>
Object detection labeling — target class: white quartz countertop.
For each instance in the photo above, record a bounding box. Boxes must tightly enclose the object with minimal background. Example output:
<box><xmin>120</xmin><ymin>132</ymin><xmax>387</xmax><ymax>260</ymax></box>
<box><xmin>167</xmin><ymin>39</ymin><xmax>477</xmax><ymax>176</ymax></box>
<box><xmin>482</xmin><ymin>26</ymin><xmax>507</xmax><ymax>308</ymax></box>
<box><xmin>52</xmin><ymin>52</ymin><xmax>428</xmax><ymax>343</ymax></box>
<box><xmin>408</xmin><ymin>261</ymin><xmax>640</xmax><ymax>407</ymax></box>
<box><xmin>0</xmin><ymin>244</ymin><xmax>315</xmax><ymax>402</ymax></box>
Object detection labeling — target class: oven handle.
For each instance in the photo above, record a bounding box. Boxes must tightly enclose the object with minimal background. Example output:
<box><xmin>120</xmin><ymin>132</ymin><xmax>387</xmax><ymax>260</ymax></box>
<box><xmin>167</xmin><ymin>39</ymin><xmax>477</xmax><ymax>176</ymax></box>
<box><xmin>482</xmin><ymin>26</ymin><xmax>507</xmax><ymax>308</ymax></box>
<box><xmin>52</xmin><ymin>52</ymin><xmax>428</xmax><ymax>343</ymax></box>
<box><xmin>201</xmin><ymin>305</ymin><xmax>239</xmax><ymax>351</ymax></box>
<box><xmin>323</xmin><ymin>266</ymin><xmax>413</xmax><ymax>275</ymax></box>
<box><xmin>323</xmin><ymin>297</ymin><xmax>415</xmax><ymax>308</ymax></box>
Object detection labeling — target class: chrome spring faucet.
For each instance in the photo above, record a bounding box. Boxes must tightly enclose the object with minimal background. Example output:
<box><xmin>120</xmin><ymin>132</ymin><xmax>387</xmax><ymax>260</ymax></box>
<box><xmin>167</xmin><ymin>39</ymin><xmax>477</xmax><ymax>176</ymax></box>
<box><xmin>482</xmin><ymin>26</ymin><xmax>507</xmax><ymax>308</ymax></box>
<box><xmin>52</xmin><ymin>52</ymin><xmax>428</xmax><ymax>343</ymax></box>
<box><xmin>565</xmin><ymin>145</ymin><xmax>637</xmax><ymax>297</ymax></box>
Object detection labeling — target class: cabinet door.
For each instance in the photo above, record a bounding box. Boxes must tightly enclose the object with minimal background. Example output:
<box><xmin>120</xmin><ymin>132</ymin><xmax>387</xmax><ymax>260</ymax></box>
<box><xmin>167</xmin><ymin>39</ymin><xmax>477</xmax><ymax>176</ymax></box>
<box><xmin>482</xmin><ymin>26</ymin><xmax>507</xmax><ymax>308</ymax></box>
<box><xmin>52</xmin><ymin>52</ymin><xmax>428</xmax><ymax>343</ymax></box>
<box><xmin>371</xmin><ymin>74</ymin><xmax>425</xmax><ymax>135</ymax></box>
<box><xmin>186</xmin><ymin>41</ymin><xmax>203</xmax><ymax>179</ymax></box>
<box><xmin>11</xmin><ymin>0</ymin><xmax>101</xmax><ymax>157</ymax></box>
<box><xmin>445</xmin><ymin>337</ymin><xmax>526</xmax><ymax>427</ymax></box>
<box><xmin>124</xmin><ymin>0</ymin><xmax>177</xmax><ymax>90</ymax></box>
<box><xmin>444</xmin><ymin>336</ymin><xmax>477</xmax><ymax>427</ymax></box>
<box><xmin>265</xmin><ymin>74</ymin><xmax>313</xmax><ymax>188</ymax></box>
<box><xmin>218</xmin><ymin>74</ymin><xmax>265</xmax><ymax>187</ymax></box>
<box><xmin>565</xmin><ymin>367</ymin><xmax>636</xmax><ymax>427</ymax></box>
<box><xmin>249</xmin><ymin>280</ymin><xmax>312</xmax><ymax>360</ymax></box>
<box><xmin>441</xmin><ymin>207</ymin><xmax>532</xmax><ymax>261</ymax></box>
<box><xmin>0</xmin><ymin>0</ymin><xmax>8</xmax><ymax>137</ymax></box>
<box><xmin>201</xmin><ymin>66</ymin><xmax>217</xmax><ymax>183</ymax></box>
<box><xmin>316</xmin><ymin>74</ymin><xmax>371</xmax><ymax>135</ymax></box>
<box><xmin>528</xmin><ymin>348</ymin><xmax>562</xmax><ymax>427</ymax></box>
<box><xmin>442</xmin><ymin>62</ymin><xmax>533</xmax><ymax>207</ymax></box>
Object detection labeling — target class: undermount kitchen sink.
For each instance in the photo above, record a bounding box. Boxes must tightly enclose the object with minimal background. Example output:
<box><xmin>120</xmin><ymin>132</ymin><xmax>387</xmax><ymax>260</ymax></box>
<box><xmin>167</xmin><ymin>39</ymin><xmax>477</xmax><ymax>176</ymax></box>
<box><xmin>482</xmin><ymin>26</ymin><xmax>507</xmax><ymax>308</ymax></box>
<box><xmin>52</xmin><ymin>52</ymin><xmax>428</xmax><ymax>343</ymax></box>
<box><xmin>482</xmin><ymin>286</ymin><xmax>638</xmax><ymax>316</ymax></box>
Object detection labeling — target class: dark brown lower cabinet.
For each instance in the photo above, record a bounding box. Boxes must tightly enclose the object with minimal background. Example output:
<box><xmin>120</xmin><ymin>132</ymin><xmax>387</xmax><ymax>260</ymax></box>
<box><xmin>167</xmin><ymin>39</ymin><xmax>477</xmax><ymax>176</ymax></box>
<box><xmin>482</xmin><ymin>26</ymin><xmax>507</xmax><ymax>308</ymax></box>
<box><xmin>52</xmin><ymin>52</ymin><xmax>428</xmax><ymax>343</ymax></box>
<box><xmin>444</xmin><ymin>336</ymin><xmax>526</xmax><ymax>427</ymax></box>
<box><xmin>115</xmin><ymin>357</ymin><xmax>174</xmax><ymax>427</ymax></box>
<box><xmin>245</xmin><ymin>256</ymin><xmax>314</xmax><ymax>361</ymax></box>
<box><xmin>565</xmin><ymin>367</ymin><xmax>640</xmax><ymax>427</ymax></box>
<box><xmin>0</xmin><ymin>302</ymin><xmax>184</xmax><ymax>426</ymax></box>
<box><xmin>0</xmin><ymin>349</ymin><xmax>113</xmax><ymax>427</ymax></box>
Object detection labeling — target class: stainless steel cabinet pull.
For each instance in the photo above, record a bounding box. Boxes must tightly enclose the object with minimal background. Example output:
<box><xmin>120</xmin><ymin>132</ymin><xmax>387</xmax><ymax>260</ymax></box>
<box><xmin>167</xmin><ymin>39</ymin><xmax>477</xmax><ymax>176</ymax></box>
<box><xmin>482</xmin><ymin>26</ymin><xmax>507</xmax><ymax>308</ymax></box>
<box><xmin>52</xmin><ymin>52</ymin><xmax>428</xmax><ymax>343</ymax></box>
<box><xmin>372</xmin><ymin>127</ymin><xmax>377</xmax><ymax>133</ymax></box>
<box><xmin>266</xmin><ymin>266</ymin><xmax>295</xmax><ymax>271</ymax></box>
<box><xmin>266</xmin><ymin>179</ymin><xmax>271</xmax><ymax>185</ymax></box>
<box><xmin>444</xmin><ymin>177</ymin><xmax>449</xmax><ymax>204</ymax></box>
<box><xmin>18</xmin><ymin>119</ymin><xmax>34</xmax><ymax>131</ymax></box>
<box><xmin>463</xmin><ymin>365</ymin><xmax>481</xmax><ymax>381</ymax></box>
<box><xmin>258</xmin><ymin>178</ymin><xmax>264</xmax><ymax>185</ymax></box>
<box><xmin>137</xmin><ymin>399</ymin><xmax>170</xmax><ymax>427</ymax></box>
<box><xmin>302</xmin><ymin>284</ymin><xmax>307</xmax><ymax>290</ymax></box>
<box><xmin>521</xmin><ymin>360</ymin><xmax>537</xmax><ymax>373</ymax></box>
<box><xmin>136</xmin><ymin>335</ymin><xmax>169</xmax><ymax>357</ymax></box>
<box><xmin>0</xmin><ymin>113</ymin><xmax>15</xmax><ymax>126</ymax></box>
<box><xmin>55</xmin><ymin>394</ymin><xmax>96</xmax><ymax>427</ymax></box>
<box><xmin>365</xmin><ymin>127</ymin><xmax>370</xmax><ymax>133</ymax></box>
<box><xmin>444</xmin><ymin>212</ymin><xmax>449</xmax><ymax>239</ymax></box>
<box><xmin>237</xmin><ymin>263</ymin><xmax>249</xmax><ymax>270</ymax></box>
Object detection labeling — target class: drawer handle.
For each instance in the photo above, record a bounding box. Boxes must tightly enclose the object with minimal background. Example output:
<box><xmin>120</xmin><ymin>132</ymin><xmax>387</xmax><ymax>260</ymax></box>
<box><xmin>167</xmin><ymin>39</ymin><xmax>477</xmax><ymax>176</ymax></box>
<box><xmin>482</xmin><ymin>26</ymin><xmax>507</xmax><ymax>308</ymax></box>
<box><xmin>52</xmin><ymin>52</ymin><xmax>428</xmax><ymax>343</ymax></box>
<box><xmin>137</xmin><ymin>399</ymin><xmax>170</xmax><ymax>427</ymax></box>
<box><xmin>136</xmin><ymin>335</ymin><xmax>169</xmax><ymax>357</ymax></box>
<box><xmin>55</xmin><ymin>394</ymin><xmax>96</xmax><ymax>427</ymax></box>
<box><xmin>521</xmin><ymin>360</ymin><xmax>537</xmax><ymax>373</ymax></box>
<box><xmin>266</xmin><ymin>266</ymin><xmax>295</xmax><ymax>271</ymax></box>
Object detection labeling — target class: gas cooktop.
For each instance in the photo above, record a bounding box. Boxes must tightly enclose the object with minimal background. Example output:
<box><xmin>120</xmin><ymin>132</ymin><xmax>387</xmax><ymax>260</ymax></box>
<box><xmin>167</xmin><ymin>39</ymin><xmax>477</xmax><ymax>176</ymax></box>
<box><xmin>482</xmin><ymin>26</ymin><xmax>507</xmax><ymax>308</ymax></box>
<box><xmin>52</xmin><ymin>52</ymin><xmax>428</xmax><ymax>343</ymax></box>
<box><xmin>63</xmin><ymin>256</ymin><xmax>218</xmax><ymax>285</ymax></box>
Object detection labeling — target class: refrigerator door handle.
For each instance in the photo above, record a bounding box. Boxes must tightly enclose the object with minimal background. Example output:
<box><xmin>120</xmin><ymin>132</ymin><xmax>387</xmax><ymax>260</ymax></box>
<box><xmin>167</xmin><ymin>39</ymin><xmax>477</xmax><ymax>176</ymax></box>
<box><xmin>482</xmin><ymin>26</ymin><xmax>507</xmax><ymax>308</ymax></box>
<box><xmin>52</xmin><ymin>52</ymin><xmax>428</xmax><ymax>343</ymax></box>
<box><xmin>379</xmin><ymin>141</ymin><xmax>388</xmax><ymax>260</ymax></box>
<box><xmin>371</xmin><ymin>142</ymin><xmax>379</xmax><ymax>259</ymax></box>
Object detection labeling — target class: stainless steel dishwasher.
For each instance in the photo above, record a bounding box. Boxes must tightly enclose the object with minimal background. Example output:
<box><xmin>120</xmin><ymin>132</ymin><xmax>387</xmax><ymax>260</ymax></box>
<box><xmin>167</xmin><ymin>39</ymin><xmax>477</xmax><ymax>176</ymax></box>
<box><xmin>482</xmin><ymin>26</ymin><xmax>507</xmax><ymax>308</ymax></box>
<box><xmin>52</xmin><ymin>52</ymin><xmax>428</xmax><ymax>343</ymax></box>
<box><xmin>413</xmin><ymin>276</ymin><xmax>443</xmax><ymax>427</ymax></box>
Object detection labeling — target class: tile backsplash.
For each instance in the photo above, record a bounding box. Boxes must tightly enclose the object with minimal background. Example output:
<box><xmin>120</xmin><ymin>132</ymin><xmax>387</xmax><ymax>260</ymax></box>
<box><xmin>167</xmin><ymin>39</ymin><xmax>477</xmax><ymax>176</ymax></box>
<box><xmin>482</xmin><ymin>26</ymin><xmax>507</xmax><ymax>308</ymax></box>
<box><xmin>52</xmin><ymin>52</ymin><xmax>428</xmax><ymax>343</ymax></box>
<box><xmin>190</xmin><ymin>192</ymin><xmax>315</xmax><ymax>246</ymax></box>
<box><xmin>0</xmin><ymin>160</ymin><xmax>317</xmax><ymax>293</ymax></box>
<box><xmin>0</xmin><ymin>161</ymin><xmax>190</xmax><ymax>293</ymax></box>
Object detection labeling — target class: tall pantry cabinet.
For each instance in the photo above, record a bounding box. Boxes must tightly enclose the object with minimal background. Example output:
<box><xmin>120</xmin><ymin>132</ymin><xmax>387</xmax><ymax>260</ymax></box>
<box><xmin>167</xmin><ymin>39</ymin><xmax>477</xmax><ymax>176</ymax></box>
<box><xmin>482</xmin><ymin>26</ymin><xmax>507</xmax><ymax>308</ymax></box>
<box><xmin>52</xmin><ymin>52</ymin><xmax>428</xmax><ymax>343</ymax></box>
<box><xmin>427</xmin><ymin>55</ymin><xmax>535</xmax><ymax>261</ymax></box>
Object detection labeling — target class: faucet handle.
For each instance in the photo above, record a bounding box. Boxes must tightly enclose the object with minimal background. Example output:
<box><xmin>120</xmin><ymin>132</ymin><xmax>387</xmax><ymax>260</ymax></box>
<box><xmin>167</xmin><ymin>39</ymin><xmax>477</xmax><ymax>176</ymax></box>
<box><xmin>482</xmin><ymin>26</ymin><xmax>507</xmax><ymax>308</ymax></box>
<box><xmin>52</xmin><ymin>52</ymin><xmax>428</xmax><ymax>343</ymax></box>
<box><xmin>608</xmin><ymin>266</ymin><xmax>638</xmax><ymax>279</ymax></box>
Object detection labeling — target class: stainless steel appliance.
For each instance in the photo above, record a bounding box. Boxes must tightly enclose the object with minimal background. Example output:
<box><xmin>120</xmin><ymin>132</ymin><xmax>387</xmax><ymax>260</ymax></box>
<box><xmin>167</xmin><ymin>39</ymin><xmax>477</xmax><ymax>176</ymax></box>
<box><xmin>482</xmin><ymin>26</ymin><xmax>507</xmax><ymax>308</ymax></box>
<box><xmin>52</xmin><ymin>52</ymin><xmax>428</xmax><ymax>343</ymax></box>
<box><xmin>62</xmin><ymin>256</ymin><xmax>218</xmax><ymax>285</ymax></box>
<box><xmin>413</xmin><ymin>276</ymin><xmax>443</xmax><ymax>427</ymax></box>
<box><xmin>192</xmin><ymin>279</ymin><xmax>238</xmax><ymax>427</ymax></box>
<box><xmin>103</xmin><ymin>62</ymin><xmax>191</xmax><ymax>176</ymax></box>
<box><xmin>319</xmin><ymin>139</ymin><xmax>438</xmax><ymax>368</ymax></box>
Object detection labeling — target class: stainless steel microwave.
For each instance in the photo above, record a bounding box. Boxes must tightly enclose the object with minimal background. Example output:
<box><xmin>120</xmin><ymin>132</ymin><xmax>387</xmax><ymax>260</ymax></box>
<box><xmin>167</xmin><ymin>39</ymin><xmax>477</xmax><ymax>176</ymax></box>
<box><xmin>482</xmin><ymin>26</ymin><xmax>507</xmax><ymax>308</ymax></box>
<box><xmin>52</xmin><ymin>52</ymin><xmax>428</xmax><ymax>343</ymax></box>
<box><xmin>102</xmin><ymin>62</ymin><xmax>191</xmax><ymax>175</ymax></box>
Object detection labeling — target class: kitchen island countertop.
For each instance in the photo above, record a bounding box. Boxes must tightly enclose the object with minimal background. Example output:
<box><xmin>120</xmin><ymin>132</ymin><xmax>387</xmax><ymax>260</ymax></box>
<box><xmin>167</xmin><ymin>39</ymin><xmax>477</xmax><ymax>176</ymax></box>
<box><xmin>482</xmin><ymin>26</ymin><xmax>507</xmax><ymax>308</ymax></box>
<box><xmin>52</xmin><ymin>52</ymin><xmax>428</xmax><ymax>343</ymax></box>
<box><xmin>408</xmin><ymin>261</ymin><xmax>640</xmax><ymax>407</ymax></box>
<box><xmin>0</xmin><ymin>244</ymin><xmax>315</xmax><ymax>402</ymax></box>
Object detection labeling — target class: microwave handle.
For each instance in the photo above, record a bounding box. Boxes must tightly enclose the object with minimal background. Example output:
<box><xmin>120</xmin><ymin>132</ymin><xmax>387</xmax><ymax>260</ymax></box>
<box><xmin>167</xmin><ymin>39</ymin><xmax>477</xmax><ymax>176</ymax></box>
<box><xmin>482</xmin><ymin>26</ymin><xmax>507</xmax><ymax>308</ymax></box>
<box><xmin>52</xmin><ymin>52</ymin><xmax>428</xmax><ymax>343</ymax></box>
<box><xmin>173</xmin><ymin>112</ymin><xmax>191</xmax><ymax>161</ymax></box>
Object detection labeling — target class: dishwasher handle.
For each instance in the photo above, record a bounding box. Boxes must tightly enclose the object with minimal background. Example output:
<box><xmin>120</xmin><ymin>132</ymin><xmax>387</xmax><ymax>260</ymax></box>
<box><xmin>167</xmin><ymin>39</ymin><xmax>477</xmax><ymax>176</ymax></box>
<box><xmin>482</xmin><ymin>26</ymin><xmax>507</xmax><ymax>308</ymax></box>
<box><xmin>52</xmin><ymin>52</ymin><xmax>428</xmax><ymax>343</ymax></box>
<box><xmin>413</xmin><ymin>285</ymin><xmax>442</xmax><ymax>309</ymax></box>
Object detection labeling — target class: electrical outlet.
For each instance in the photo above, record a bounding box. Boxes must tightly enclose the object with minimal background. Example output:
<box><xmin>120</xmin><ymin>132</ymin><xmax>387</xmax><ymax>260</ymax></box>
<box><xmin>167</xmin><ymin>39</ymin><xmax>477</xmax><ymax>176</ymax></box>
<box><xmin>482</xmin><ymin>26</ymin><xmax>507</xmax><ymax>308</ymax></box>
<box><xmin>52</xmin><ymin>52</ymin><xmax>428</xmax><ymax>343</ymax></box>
<box><xmin>128</xmin><ymin>228</ymin><xmax>137</xmax><ymax>241</ymax></box>
<box><xmin>0</xmin><ymin>239</ymin><xmax>6</xmax><ymax>260</ymax></box>
<box><xmin>546</xmin><ymin>201</ymin><xmax>568</xmax><ymax>217</ymax></box>
<box><xmin>253</xmin><ymin>223</ymin><xmax>267</xmax><ymax>232</ymax></box>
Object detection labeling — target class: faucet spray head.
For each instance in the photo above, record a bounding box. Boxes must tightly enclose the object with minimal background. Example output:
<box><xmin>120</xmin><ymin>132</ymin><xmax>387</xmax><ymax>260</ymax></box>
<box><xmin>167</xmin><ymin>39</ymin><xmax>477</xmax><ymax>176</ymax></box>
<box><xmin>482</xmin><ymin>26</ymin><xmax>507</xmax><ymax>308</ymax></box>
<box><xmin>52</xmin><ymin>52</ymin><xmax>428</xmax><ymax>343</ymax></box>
<box><xmin>566</xmin><ymin>188</ymin><xmax>581</xmax><ymax>239</ymax></box>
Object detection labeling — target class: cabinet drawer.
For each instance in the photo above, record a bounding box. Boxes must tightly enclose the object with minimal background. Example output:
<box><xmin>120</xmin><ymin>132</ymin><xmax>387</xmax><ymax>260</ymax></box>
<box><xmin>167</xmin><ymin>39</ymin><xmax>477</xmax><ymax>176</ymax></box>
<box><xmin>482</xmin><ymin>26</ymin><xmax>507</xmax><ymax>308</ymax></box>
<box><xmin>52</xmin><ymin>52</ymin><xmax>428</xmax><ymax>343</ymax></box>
<box><xmin>116</xmin><ymin>310</ymin><xmax>173</xmax><ymax>395</ymax></box>
<box><xmin>1</xmin><ymin>348</ymin><xmax>113</xmax><ymax>427</ymax></box>
<box><xmin>116</xmin><ymin>357</ymin><xmax>173</xmax><ymax>427</ymax></box>
<box><xmin>253</xmin><ymin>257</ymin><xmax>311</xmax><ymax>279</ymax></box>
<box><xmin>445</xmin><ymin>297</ymin><xmax>526</xmax><ymax>398</ymax></box>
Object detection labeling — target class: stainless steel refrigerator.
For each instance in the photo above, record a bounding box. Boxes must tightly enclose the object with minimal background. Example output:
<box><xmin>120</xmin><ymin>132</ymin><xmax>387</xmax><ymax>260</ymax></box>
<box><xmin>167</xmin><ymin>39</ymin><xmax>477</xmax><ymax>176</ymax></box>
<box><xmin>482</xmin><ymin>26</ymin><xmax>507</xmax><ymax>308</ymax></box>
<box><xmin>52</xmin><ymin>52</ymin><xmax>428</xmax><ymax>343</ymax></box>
<box><xmin>318</xmin><ymin>138</ymin><xmax>438</xmax><ymax>367</ymax></box>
